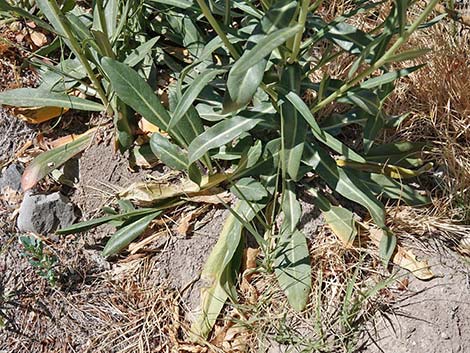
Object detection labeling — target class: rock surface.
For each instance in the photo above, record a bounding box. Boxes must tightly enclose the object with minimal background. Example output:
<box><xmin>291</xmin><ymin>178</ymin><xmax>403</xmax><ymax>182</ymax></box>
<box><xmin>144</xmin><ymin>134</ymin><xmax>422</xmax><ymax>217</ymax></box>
<box><xmin>0</xmin><ymin>163</ymin><xmax>23</xmax><ymax>192</ymax></box>
<box><xmin>17</xmin><ymin>191</ymin><xmax>77</xmax><ymax>234</ymax></box>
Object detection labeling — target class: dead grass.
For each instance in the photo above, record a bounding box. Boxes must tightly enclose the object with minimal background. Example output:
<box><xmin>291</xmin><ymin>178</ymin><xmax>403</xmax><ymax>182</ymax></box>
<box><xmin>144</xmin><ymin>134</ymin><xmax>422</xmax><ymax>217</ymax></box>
<box><xmin>384</xmin><ymin>20</ymin><xmax>470</xmax><ymax>221</ymax></box>
<box><xmin>233</xmin><ymin>226</ymin><xmax>398</xmax><ymax>353</ymax></box>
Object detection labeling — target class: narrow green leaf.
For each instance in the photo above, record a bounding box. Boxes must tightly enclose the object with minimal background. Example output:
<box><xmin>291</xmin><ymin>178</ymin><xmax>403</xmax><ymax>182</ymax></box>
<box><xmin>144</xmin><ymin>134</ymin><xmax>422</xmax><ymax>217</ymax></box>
<box><xmin>284</xmin><ymin>92</ymin><xmax>365</xmax><ymax>162</ymax></box>
<box><xmin>363</xmin><ymin>173</ymin><xmax>430</xmax><ymax>206</ymax></box>
<box><xmin>21</xmin><ymin>130</ymin><xmax>94</xmax><ymax>191</ymax></box>
<box><xmin>281</xmin><ymin>64</ymin><xmax>306</xmax><ymax>180</ymax></box>
<box><xmin>303</xmin><ymin>144</ymin><xmax>387</xmax><ymax>229</ymax></box>
<box><xmin>363</xmin><ymin>111</ymin><xmax>385</xmax><ymax>153</ymax></box>
<box><xmin>274</xmin><ymin>229</ymin><xmax>311</xmax><ymax>312</ymax></box>
<box><xmin>101</xmin><ymin>57</ymin><xmax>171</xmax><ymax>130</ymax></box>
<box><xmin>150</xmin><ymin>133</ymin><xmax>189</xmax><ymax>170</ymax></box>
<box><xmin>146</xmin><ymin>0</ymin><xmax>194</xmax><ymax>9</ymax></box>
<box><xmin>338</xmin><ymin>89</ymin><xmax>380</xmax><ymax>115</ymax></box>
<box><xmin>0</xmin><ymin>88</ymin><xmax>104</xmax><ymax>111</ymax></box>
<box><xmin>124</xmin><ymin>37</ymin><xmax>160</xmax><ymax>67</ymax></box>
<box><xmin>170</xmin><ymin>69</ymin><xmax>225</xmax><ymax>129</ymax></box>
<box><xmin>309</xmin><ymin>188</ymin><xmax>357</xmax><ymax>246</ymax></box>
<box><xmin>231</xmin><ymin>177</ymin><xmax>267</xmax><ymax>201</ymax></box>
<box><xmin>192</xmin><ymin>200</ymin><xmax>262</xmax><ymax>339</ymax></box>
<box><xmin>102</xmin><ymin>212</ymin><xmax>160</xmax><ymax>257</ymax></box>
<box><xmin>359</xmin><ymin>65</ymin><xmax>424</xmax><ymax>90</ymax></box>
<box><xmin>223</xmin><ymin>1</ymin><xmax>298</xmax><ymax>112</ymax></box>
<box><xmin>232</xmin><ymin>25</ymin><xmax>301</xmax><ymax>73</ymax></box>
<box><xmin>379</xmin><ymin>229</ymin><xmax>397</xmax><ymax>265</ymax></box>
<box><xmin>188</xmin><ymin>116</ymin><xmax>262</xmax><ymax>164</ymax></box>
<box><xmin>57</xmin><ymin>208</ymin><xmax>159</xmax><ymax>234</ymax></box>
<box><xmin>282</xmin><ymin>181</ymin><xmax>301</xmax><ymax>233</ymax></box>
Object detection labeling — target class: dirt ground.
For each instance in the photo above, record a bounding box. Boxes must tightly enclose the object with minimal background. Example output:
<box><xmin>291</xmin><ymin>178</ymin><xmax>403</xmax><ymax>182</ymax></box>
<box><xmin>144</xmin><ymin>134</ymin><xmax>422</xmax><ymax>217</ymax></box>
<box><xmin>364</xmin><ymin>250</ymin><xmax>470</xmax><ymax>353</ymax></box>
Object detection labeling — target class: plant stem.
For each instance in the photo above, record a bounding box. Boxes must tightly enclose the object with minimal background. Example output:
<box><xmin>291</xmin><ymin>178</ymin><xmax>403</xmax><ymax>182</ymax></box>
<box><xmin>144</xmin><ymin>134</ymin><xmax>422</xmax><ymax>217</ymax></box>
<box><xmin>224</xmin><ymin>0</ymin><xmax>230</xmax><ymax>26</ymax></box>
<box><xmin>47</xmin><ymin>0</ymin><xmax>112</xmax><ymax>115</ymax></box>
<box><xmin>311</xmin><ymin>0</ymin><xmax>440</xmax><ymax>113</ymax></box>
<box><xmin>289</xmin><ymin>0</ymin><xmax>309</xmax><ymax>63</ymax></box>
<box><xmin>195</xmin><ymin>0</ymin><xmax>240</xmax><ymax>59</ymax></box>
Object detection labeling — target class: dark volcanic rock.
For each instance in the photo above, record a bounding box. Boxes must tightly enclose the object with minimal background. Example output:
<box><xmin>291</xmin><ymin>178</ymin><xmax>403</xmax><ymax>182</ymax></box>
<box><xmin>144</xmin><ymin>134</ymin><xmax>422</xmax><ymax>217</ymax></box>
<box><xmin>17</xmin><ymin>191</ymin><xmax>77</xmax><ymax>234</ymax></box>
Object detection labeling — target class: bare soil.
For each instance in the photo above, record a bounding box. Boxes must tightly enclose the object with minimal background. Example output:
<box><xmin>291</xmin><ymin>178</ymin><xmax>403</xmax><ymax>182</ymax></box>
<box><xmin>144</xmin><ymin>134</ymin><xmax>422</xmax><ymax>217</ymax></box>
<box><xmin>364</xmin><ymin>250</ymin><xmax>470</xmax><ymax>353</ymax></box>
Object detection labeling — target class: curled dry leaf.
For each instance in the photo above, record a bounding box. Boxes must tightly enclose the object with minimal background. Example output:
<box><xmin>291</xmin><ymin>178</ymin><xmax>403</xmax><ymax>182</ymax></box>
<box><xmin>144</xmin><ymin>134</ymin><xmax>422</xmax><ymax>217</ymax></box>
<box><xmin>12</xmin><ymin>106</ymin><xmax>69</xmax><ymax>124</ymax></box>
<box><xmin>138</xmin><ymin>118</ymin><xmax>161</xmax><ymax>134</ymax></box>
<box><xmin>183</xmin><ymin>190</ymin><xmax>231</xmax><ymax>205</ymax></box>
<box><xmin>119</xmin><ymin>173</ymin><xmax>230</xmax><ymax>206</ymax></box>
<box><xmin>29</xmin><ymin>30</ymin><xmax>48</xmax><ymax>47</ymax></box>
<box><xmin>369</xmin><ymin>228</ymin><xmax>434</xmax><ymax>280</ymax></box>
<box><xmin>177</xmin><ymin>205</ymin><xmax>209</xmax><ymax>236</ymax></box>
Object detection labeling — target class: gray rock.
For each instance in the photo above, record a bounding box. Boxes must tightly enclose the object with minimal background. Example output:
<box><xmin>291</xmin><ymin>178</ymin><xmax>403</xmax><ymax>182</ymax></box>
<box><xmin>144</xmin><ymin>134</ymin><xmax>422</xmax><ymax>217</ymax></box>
<box><xmin>0</xmin><ymin>163</ymin><xmax>24</xmax><ymax>192</ymax></box>
<box><xmin>17</xmin><ymin>191</ymin><xmax>77</xmax><ymax>234</ymax></box>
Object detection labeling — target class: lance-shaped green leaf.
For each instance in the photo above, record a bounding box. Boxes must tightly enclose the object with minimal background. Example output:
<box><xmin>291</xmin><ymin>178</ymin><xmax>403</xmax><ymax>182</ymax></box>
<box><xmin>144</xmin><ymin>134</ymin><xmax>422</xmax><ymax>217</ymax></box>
<box><xmin>366</xmin><ymin>141</ymin><xmax>427</xmax><ymax>166</ymax></box>
<box><xmin>338</xmin><ymin>89</ymin><xmax>380</xmax><ymax>115</ymax></box>
<box><xmin>150</xmin><ymin>133</ymin><xmax>189</xmax><ymax>170</ymax></box>
<box><xmin>359</xmin><ymin>65</ymin><xmax>424</xmax><ymax>90</ymax></box>
<box><xmin>362</xmin><ymin>173</ymin><xmax>430</xmax><ymax>206</ymax></box>
<box><xmin>22</xmin><ymin>129</ymin><xmax>95</xmax><ymax>191</ymax></box>
<box><xmin>188</xmin><ymin>116</ymin><xmax>262</xmax><ymax>164</ymax></box>
<box><xmin>147</xmin><ymin>0</ymin><xmax>195</xmax><ymax>10</ymax></box>
<box><xmin>101</xmin><ymin>58</ymin><xmax>203</xmax><ymax>148</ymax></box>
<box><xmin>192</xmin><ymin>200</ymin><xmax>263</xmax><ymax>339</ymax></box>
<box><xmin>231</xmin><ymin>26</ymin><xmax>301</xmax><ymax>71</ymax></box>
<box><xmin>224</xmin><ymin>24</ymin><xmax>301</xmax><ymax>112</ymax></box>
<box><xmin>0</xmin><ymin>88</ymin><xmax>104</xmax><ymax>111</ymax></box>
<box><xmin>223</xmin><ymin>0</ymin><xmax>297</xmax><ymax>112</ymax></box>
<box><xmin>379</xmin><ymin>229</ymin><xmax>397</xmax><ymax>266</ymax></box>
<box><xmin>284</xmin><ymin>92</ymin><xmax>365</xmax><ymax>162</ymax></box>
<box><xmin>282</xmin><ymin>181</ymin><xmax>301</xmax><ymax>233</ymax></box>
<box><xmin>230</xmin><ymin>177</ymin><xmax>267</xmax><ymax>201</ymax></box>
<box><xmin>101</xmin><ymin>58</ymin><xmax>171</xmax><ymax>129</ymax></box>
<box><xmin>102</xmin><ymin>212</ymin><xmax>160</xmax><ymax>257</ymax></box>
<box><xmin>280</xmin><ymin>64</ymin><xmax>307</xmax><ymax>180</ymax></box>
<box><xmin>308</xmin><ymin>188</ymin><xmax>357</xmax><ymax>246</ymax></box>
<box><xmin>57</xmin><ymin>208</ymin><xmax>159</xmax><ymax>234</ymax></box>
<box><xmin>274</xmin><ymin>229</ymin><xmax>311</xmax><ymax>312</ymax></box>
<box><xmin>363</xmin><ymin>111</ymin><xmax>384</xmax><ymax>153</ymax></box>
<box><xmin>124</xmin><ymin>37</ymin><xmax>160</xmax><ymax>67</ymax></box>
<box><xmin>170</xmin><ymin>69</ymin><xmax>225</xmax><ymax>129</ymax></box>
<box><xmin>303</xmin><ymin>144</ymin><xmax>386</xmax><ymax>229</ymax></box>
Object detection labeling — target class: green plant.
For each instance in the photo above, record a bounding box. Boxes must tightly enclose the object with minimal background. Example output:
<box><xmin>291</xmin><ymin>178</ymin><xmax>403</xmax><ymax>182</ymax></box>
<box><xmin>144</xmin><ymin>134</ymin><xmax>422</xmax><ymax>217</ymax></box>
<box><xmin>20</xmin><ymin>235</ymin><xmax>58</xmax><ymax>286</ymax></box>
<box><xmin>5</xmin><ymin>0</ymin><xmax>442</xmax><ymax>341</ymax></box>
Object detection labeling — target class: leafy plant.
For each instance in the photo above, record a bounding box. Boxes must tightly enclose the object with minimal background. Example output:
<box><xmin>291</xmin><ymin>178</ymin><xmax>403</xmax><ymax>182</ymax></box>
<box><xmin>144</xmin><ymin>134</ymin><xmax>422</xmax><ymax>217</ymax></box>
<box><xmin>20</xmin><ymin>235</ymin><xmax>58</xmax><ymax>286</ymax></box>
<box><xmin>6</xmin><ymin>0</ymin><xmax>442</xmax><ymax>341</ymax></box>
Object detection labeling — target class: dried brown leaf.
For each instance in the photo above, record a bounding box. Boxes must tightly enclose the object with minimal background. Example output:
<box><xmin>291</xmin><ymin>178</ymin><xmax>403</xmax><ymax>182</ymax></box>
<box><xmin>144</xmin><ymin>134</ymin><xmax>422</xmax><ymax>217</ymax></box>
<box><xmin>369</xmin><ymin>228</ymin><xmax>434</xmax><ymax>280</ymax></box>
<box><xmin>29</xmin><ymin>31</ymin><xmax>48</xmax><ymax>47</ymax></box>
<box><xmin>12</xmin><ymin>106</ymin><xmax>68</xmax><ymax>124</ymax></box>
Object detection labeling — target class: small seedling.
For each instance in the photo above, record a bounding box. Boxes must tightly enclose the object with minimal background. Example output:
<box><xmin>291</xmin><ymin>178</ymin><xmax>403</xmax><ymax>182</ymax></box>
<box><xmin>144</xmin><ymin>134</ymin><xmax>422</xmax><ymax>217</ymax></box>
<box><xmin>20</xmin><ymin>236</ymin><xmax>58</xmax><ymax>287</ymax></box>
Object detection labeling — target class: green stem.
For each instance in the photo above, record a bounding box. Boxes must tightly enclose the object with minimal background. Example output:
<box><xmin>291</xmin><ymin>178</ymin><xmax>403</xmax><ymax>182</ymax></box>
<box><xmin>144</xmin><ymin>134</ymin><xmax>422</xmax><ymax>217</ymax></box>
<box><xmin>47</xmin><ymin>0</ymin><xmax>111</xmax><ymax>115</ymax></box>
<box><xmin>224</xmin><ymin>0</ymin><xmax>230</xmax><ymax>26</ymax></box>
<box><xmin>311</xmin><ymin>0</ymin><xmax>440</xmax><ymax>114</ymax></box>
<box><xmin>195</xmin><ymin>0</ymin><xmax>240</xmax><ymax>59</ymax></box>
<box><xmin>289</xmin><ymin>0</ymin><xmax>309</xmax><ymax>63</ymax></box>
